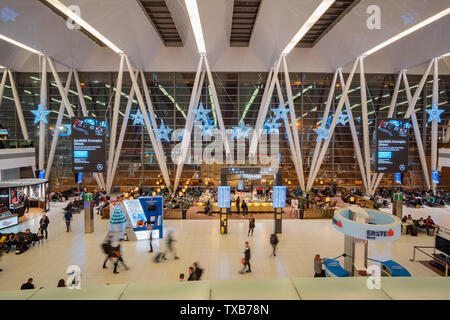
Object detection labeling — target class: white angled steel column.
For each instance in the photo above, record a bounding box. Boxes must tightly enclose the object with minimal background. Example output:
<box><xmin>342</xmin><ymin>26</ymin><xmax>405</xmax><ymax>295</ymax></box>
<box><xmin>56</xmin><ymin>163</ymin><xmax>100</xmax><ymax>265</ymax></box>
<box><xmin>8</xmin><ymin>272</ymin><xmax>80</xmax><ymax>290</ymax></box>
<box><xmin>107</xmin><ymin>55</ymin><xmax>124</xmax><ymax>189</ymax></box>
<box><xmin>307</xmin><ymin>70</ymin><xmax>338</xmax><ymax>188</ymax></box>
<box><xmin>370</xmin><ymin>71</ymin><xmax>402</xmax><ymax>194</ymax></box>
<box><xmin>203</xmin><ymin>54</ymin><xmax>231</xmax><ymax>158</ymax></box>
<box><xmin>338</xmin><ymin>70</ymin><xmax>369</xmax><ymax>193</ymax></box>
<box><xmin>45</xmin><ymin>70</ymin><xmax>73</xmax><ymax>180</ymax></box>
<box><xmin>124</xmin><ymin>55</ymin><xmax>171</xmax><ymax>188</ymax></box>
<box><xmin>431</xmin><ymin>58</ymin><xmax>439</xmax><ymax>191</ymax></box>
<box><xmin>107</xmin><ymin>71</ymin><xmax>139</xmax><ymax>193</ymax></box>
<box><xmin>39</xmin><ymin>56</ymin><xmax>47</xmax><ymax>170</ymax></box>
<box><xmin>275</xmin><ymin>77</ymin><xmax>303</xmax><ymax>189</ymax></box>
<box><xmin>282</xmin><ymin>55</ymin><xmax>305</xmax><ymax>191</ymax></box>
<box><xmin>249</xmin><ymin>56</ymin><xmax>282</xmax><ymax>158</ymax></box>
<box><xmin>404</xmin><ymin>60</ymin><xmax>434</xmax><ymax>119</ymax></box>
<box><xmin>174</xmin><ymin>56</ymin><xmax>204</xmax><ymax>191</ymax></box>
<box><xmin>0</xmin><ymin>69</ymin><xmax>7</xmax><ymax>108</ymax></box>
<box><xmin>7</xmin><ymin>69</ymin><xmax>29</xmax><ymax>141</ymax></box>
<box><xmin>47</xmin><ymin>57</ymin><xmax>74</xmax><ymax>117</ymax></box>
<box><xmin>402</xmin><ymin>70</ymin><xmax>431</xmax><ymax>190</ymax></box>
<box><xmin>73</xmin><ymin>70</ymin><xmax>89</xmax><ymax>117</ymax></box>
<box><xmin>359</xmin><ymin>57</ymin><xmax>372</xmax><ymax>191</ymax></box>
<box><xmin>307</xmin><ymin>58</ymin><xmax>359</xmax><ymax>191</ymax></box>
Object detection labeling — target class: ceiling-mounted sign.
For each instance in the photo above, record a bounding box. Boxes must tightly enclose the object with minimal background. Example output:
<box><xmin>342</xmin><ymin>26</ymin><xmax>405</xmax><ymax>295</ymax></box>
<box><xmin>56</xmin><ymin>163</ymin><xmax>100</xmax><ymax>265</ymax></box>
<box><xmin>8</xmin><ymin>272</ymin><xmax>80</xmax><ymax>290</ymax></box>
<box><xmin>375</xmin><ymin>119</ymin><xmax>411</xmax><ymax>173</ymax></box>
<box><xmin>72</xmin><ymin>117</ymin><xmax>107</xmax><ymax>172</ymax></box>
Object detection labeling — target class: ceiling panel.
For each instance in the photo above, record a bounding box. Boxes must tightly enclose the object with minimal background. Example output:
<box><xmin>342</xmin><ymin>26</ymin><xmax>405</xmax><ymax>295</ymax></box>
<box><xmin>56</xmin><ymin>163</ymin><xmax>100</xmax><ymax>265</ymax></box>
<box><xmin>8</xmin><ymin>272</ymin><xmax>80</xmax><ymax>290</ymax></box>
<box><xmin>230</xmin><ymin>0</ymin><xmax>262</xmax><ymax>47</ymax></box>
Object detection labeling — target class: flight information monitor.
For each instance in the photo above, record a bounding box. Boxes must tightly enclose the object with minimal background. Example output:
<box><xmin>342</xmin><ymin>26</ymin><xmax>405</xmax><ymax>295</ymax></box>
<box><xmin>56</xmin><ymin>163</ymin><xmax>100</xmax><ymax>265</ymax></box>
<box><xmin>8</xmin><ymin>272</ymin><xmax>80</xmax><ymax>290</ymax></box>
<box><xmin>375</xmin><ymin>119</ymin><xmax>411</xmax><ymax>173</ymax></box>
<box><xmin>432</xmin><ymin>170</ymin><xmax>439</xmax><ymax>184</ymax></box>
<box><xmin>218</xmin><ymin>186</ymin><xmax>231</xmax><ymax>208</ymax></box>
<box><xmin>272</xmin><ymin>186</ymin><xmax>286</xmax><ymax>208</ymax></box>
<box><xmin>71</xmin><ymin>117</ymin><xmax>107</xmax><ymax>172</ymax></box>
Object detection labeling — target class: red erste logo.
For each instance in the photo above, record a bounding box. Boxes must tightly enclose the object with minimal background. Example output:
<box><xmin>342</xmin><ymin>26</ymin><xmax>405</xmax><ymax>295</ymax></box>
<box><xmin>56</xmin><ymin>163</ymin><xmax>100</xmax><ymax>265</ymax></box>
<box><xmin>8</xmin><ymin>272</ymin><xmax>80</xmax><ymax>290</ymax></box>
<box><xmin>388</xmin><ymin>229</ymin><xmax>394</xmax><ymax>236</ymax></box>
<box><xmin>337</xmin><ymin>220</ymin><xmax>342</xmax><ymax>228</ymax></box>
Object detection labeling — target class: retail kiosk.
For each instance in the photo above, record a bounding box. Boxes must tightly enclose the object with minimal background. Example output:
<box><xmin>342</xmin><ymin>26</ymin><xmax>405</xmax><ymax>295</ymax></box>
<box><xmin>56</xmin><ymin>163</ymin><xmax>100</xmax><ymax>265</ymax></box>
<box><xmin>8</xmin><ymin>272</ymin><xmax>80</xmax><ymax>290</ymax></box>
<box><xmin>325</xmin><ymin>206</ymin><xmax>410</xmax><ymax>277</ymax></box>
<box><xmin>122</xmin><ymin>196</ymin><xmax>164</xmax><ymax>240</ymax></box>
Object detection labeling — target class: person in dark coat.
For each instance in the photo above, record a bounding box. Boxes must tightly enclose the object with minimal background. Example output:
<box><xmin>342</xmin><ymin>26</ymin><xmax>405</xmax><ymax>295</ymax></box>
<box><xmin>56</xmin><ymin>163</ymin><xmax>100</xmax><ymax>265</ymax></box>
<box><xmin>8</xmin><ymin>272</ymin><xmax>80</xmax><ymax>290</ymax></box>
<box><xmin>20</xmin><ymin>278</ymin><xmax>35</xmax><ymax>290</ymax></box>
<box><xmin>23</xmin><ymin>195</ymin><xmax>30</xmax><ymax>213</ymax></box>
<box><xmin>248</xmin><ymin>215</ymin><xmax>255</xmax><ymax>236</ymax></box>
<box><xmin>193</xmin><ymin>262</ymin><xmax>203</xmax><ymax>280</ymax></box>
<box><xmin>270</xmin><ymin>233</ymin><xmax>279</xmax><ymax>257</ymax></box>
<box><xmin>240</xmin><ymin>241</ymin><xmax>251</xmax><ymax>273</ymax></box>
<box><xmin>39</xmin><ymin>214</ymin><xmax>50</xmax><ymax>239</ymax></box>
<box><xmin>187</xmin><ymin>266</ymin><xmax>197</xmax><ymax>281</ymax></box>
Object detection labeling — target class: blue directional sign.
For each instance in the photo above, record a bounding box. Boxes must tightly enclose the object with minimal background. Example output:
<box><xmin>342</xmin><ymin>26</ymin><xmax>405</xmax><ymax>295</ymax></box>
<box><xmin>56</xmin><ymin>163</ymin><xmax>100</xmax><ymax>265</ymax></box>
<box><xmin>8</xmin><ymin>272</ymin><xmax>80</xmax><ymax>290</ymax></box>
<box><xmin>432</xmin><ymin>170</ymin><xmax>439</xmax><ymax>184</ymax></box>
<box><xmin>218</xmin><ymin>186</ymin><xmax>231</xmax><ymax>208</ymax></box>
<box><xmin>273</xmin><ymin>186</ymin><xmax>286</xmax><ymax>208</ymax></box>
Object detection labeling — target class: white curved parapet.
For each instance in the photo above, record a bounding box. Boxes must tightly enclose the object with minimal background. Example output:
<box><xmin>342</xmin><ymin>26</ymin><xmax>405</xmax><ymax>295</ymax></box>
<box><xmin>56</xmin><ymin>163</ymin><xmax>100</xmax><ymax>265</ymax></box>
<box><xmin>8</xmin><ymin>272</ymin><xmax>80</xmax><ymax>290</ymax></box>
<box><xmin>332</xmin><ymin>206</ymin><xmax>402</xmax><ymax>241</ymax></box>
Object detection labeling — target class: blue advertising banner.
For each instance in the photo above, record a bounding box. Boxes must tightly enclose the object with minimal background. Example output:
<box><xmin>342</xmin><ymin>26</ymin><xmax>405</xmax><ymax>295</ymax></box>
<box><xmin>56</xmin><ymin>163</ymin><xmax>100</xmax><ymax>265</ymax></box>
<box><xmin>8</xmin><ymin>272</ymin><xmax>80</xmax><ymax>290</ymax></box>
<box><xmin>272</xmin><ymin>186</ymin><xmax>286</xmax><ymax>208</ymax></box>
<box><xmin>432</xmin><ymin>170</ymin><xmax>439</xmax><ymax>184</ymax></box>
<box><xmin>395</xmin><ymin>173</ymin><xmax>402</xmax><ymax>184</ymax></box>
<box><xmin>218</xmin><ymin>186</ymin><xmax>231</xmax><ymax>208</ymax></box>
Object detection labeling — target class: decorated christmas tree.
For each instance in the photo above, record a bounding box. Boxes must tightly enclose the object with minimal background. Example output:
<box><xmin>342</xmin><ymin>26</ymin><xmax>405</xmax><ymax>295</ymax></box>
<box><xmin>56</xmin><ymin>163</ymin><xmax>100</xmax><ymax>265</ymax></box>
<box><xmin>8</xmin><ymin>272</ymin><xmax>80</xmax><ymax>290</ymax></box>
<box><xmin>110</xmin><ymin>205</ymin><xmax>127</xmax><ymax>225</ymax></box>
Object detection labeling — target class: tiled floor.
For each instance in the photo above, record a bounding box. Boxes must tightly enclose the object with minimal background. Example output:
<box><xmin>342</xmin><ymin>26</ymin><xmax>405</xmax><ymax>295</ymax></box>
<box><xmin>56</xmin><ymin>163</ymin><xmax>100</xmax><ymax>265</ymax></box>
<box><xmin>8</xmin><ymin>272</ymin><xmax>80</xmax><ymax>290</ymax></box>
<box><xmin>0</xmin><ymin>200</ymin><xmax>448</xmax><ymax>291</ymax></box>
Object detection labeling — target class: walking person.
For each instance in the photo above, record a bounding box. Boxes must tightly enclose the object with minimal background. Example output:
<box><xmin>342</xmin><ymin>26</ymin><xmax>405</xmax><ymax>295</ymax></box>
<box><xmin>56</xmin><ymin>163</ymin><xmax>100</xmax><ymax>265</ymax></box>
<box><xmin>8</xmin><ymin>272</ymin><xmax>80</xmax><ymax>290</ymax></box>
<box><xmin>102</xmin><ymin>235</ymin><xmax>114</xmax><ymax>269</ymax></box>
<box><xmin>193</xmin><ymin>262</ymin><xmax>203</xmax><ymax>280</ymax></box>
<box><xmin>235</xmin><ymin>196</ymin><xmax>241</xmax><ymax>216</ymax></box>
<box><xmin>112</xmin><ymin>239</ymin><xmax>129</xmax><ymax>274</ymax></box>
<box><xmin>314</xmin><ymin>254</ymin><xmax>327</xmax><ymax>277</ymax></box>
<box><xmin>163</xmin><ymin>230</ymin><xmax>179</xmax><ymax>260</ymax></box>
<box><xmin>23</xmin><ymin>195</ymin><xmax>30</xmax><ymax>213</ymax></box>
<box><xmin>39</xmin><ymin>214</ymin><xmax>49</xmax><ymax>239</ymax></box>
<box><xmin>146</xmin><ymin>222</ymin><xmax>154</xmax><ymax>253</ymax></box>
<box><xmin>64</xmin><ymin>209</ymin><xmax>73</xmax><ymax>232</ymax></box>
<box><xmin>270</xmin><ymin>233</ymin><xmax>279</xmax><ymax>257</ymax></box>
<box><xmin>239</xmin><ymin>241</ymin><xmax>251</xmax><ymax>274</ymax></box>
<box><xmin>248</xmin><ymin>214</ymin><xmax>255</xmax><ymax>237</ymax></box>
<box><xmin>187</xmin><ymin>266</ymin><xmax>197</xmax><ymax>281</ymax></box>
<box><xmin>241</xmin><ymin>199</ymin><xmax>248</xmax><ymax>217</ymax></box>
<box><xmin>181</xmin><ymin>198</ymin><xmax>189</xmax><ymax>220</ymax></box>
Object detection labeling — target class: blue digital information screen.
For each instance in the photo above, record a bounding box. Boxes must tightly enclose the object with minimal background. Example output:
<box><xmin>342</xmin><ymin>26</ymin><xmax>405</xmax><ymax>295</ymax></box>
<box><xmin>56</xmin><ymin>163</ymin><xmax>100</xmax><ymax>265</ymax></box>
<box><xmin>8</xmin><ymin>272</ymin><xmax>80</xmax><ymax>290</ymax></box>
<box><xmin>38</xmin><ymin>170</ymin><xmax>45</xmax><ymax>179</ymax></box>
<box><xmin>395</xmin><ymin>173</ymin><xmax>402</xmax><ymax>184</ymax></box>
<box><xmin>218</xmin><ymin>186</ymin><xmax>231</xmax><ymax>208</ymax></box>
<box><xmin>273</xmin><ymin>186</ymin><xmax>286</xmax><ymax>208</ymax></box>
<box><xmin>432</xmin><ymin>170</ymin><xmax>439</xmax><ymax>184</ymax></box>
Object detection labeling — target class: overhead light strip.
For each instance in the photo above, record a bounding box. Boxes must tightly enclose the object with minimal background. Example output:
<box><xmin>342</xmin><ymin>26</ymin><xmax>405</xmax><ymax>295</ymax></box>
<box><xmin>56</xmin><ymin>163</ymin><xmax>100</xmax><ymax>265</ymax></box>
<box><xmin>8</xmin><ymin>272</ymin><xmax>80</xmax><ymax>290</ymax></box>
<box><xmin>184</xmin><ymin>0</ymin><xmax>206</xmax><ymax>53</ymax></box>
<box><xmin>363</xmin><ymin>8</ymin><xmax>450</xmax><ymax>56</ymax></box>
<box><xmin>282</xmin><ymin>0</ymin><xmax>335</xmax><ymax>55</ymax></box>
<box><xmin>0</xmin><ymin>34</ymin><xmax>43</xmax><ymax>55</ymax></box>
<box><xmin>45</xmin><ymin>0</ymin><xmax>123</xmax><ymax>54</ymax></box>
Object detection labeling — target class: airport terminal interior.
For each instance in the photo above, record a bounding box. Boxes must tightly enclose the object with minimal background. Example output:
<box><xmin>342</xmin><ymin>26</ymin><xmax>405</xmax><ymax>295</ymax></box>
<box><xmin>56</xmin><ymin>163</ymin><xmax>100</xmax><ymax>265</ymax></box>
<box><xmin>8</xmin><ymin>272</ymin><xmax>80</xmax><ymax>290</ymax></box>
<box><xmin>0</xmin><ymin>0</ymin><xmax>449</xmax><ymax>301</ymax></box>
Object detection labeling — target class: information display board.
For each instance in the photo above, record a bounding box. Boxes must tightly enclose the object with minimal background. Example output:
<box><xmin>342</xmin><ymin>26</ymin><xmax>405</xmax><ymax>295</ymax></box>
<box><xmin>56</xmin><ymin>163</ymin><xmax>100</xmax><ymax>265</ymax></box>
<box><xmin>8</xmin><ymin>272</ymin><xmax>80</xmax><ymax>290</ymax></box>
<box><xmin>237</xmin><ymin>180</ymin><xmax>244</xmax><ymax>190</ymax></box>
<box><xmin>395</xmin><ymin>173</ymin><xmax>402</xmax><ymax>184</ymax></box>
<box><xmin>218</xmin><ymin>186</ymin><xmax>231</xmax><ymax>208</ymax></box>
<box><xmin>375</xmin><ymin>119</ymin><xmax>411</xmax><ymax>173</ymax></box>
<box><xmin>272</xmin><ymin>186</ymin><xmax>286</xmax><ymax>208</ymax></box>
<box><xmin>432</xmin><ymin>170</ymin><xmax>439</xmax><ymax>184</ymax></box>
<box><xmin>71</xmin><ymin>117</ymin><xmax>107</xmax><ymax>172</ymax></box>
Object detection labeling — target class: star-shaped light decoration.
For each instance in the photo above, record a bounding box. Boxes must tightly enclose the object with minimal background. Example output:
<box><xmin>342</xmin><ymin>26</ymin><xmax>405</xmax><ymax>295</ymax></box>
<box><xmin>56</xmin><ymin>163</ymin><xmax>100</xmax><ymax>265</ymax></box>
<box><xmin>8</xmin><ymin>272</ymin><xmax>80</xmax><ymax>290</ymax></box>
<box><xmin>232</xmin><ymin>121</ymin><xmax>253</xmax><ymax>139</ymax></box>
<box><xmin>263</xmin><ymin>119</ymin><xmax>282</xmax><ymax>134</ymax></box>
<box><xmin>426</xmin><ymin>103</ymin><xmax>444</xmax><ymax>123</ymax></box>
<box><xmin>130</xmin><ymin>108</ymin><xmax>145</xmax><ymax>126</ymax></box>
<box><xmin>1</xmin><ymin>6</ymin><xmax>18</xmax><ymax>22</ymax></box>
<box><xmin>272</xmin><ymin>103</ymin><xmax>290</xmax><ymax>121</ymax></box>
<box><xmin>336</xmin><ymin>112</ymin><xmax>348</xmax><ymax>126</ymax></box>
<box><xmin>30</xmin><ymin>104</ymin><xmax>51</xmax><ymax>124</ymax></box>
<box><xmin>154</xmin><ymin>120</ymin><xmax>173</xmax><ymax>142</ymax></box>
<box><xmin>198</xmin><ymin>116</ymin><xmax>217</xmax><ymax>137</ymax></box>
<box><xmin>313</xmin><ymin>123</ymin><xmax>330</xmax><ymax>142</ymax></box>
<box><xmin>193</xmin><ymin>102</ymin><xmax>211</xmax><ymax>123</ymax></box>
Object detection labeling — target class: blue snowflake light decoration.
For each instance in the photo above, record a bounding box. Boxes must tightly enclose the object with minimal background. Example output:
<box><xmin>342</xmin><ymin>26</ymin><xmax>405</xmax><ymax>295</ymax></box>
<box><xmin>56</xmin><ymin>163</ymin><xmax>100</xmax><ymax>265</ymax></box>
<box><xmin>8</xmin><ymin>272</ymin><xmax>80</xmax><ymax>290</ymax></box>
<box><xmin>336</xmin><ymin>112</ymin><xmax>348</xmax><ymax>126</ymax></box>
<box><xmin>426</xmin><ymin>103</ymin><xmax>444</xmax><ymax>123</ymax></box>
<box><xmin>263</xmin><ymin>119</ymin><xmax>282</xmax><ymax>134</ymax></box>
<box><xmin>30</xmin><ymin>104</ymin><xmax>51</xmax><ymax>124</ymax></box>
<box><xmin>272</xmin><ymin>103</ymin><xmax>289</xmax><ymax>121</ymax></box>
<box><xmin>198</xmin><ymin>116</ymin><xmax>216</xmax><ymax>137</ymax></box>
<box><xmin>130</xmin><ymin>108</ymin><xmax>145</xmax><ymax>126</ymax></box>
<box><xmin>232</xmin><ymin>121</ymin><xmax>252</xmax><ymax>139</ymax></box>
<box><xmin>313</xmin><ymin>123</ymin><xmax>330</xmax><ymax>142</ymax></box>
<box><xmin>154</xmin><ymin>120</ymin><xmax>173</xmax><ymax>142</ymax></box>
<box><xmin>193</xmin><ymin>102</ymin><xmax>211</xmax><ymax>123</ymax></box>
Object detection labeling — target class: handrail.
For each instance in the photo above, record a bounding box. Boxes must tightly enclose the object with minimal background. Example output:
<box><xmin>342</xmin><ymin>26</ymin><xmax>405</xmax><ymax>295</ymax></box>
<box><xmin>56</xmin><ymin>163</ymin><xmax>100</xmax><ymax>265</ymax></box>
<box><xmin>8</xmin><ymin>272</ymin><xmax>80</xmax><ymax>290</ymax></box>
<box><xmin>411</xmin><ymin>245</ymin><xmax>449</xmax><ymax>276</ymax></box>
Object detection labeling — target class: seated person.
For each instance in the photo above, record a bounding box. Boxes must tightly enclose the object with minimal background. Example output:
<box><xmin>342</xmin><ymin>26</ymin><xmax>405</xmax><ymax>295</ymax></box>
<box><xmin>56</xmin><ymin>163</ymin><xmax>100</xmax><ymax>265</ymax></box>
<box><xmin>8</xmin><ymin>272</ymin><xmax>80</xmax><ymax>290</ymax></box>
<box><xmin>417</xmin><ymin>217</ymin><xmax>427</xmax><ymax>231</ymax></box>
<box><xmin>405</xmin><ymin>215</ymin><xmax>415</xmax><ymax>235</ymax></box>
<box><xmin>5</xmin><ymin>233</ymin><xmax>19</xmax><ymax>253</ymax></box>
<box><xmin>96</xmin><ymin>200</ymin><xmax>110</xmax><ymax>215</ymax></box>
<box><xmin>424</xmin><ymin>216</ymin><xmax>438</xmax><ymax>235</ymax></box>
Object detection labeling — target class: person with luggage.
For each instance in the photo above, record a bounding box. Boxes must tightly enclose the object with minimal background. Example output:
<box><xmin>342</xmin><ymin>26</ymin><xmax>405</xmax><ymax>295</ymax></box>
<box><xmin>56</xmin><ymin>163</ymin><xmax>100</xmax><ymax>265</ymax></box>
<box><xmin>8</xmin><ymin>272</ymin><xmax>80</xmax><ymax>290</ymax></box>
<box><xmin>248</xmin><ymin>214</ymin><xmax>255</xmax><ymax>237</ymax></box>
<box><xmin>39</xmin><ymin>214</ymin><xmax>50</xmax><ymax>239</ymax></box>
<box><xmin>112</xmin><ymin>239</ymin><xmax>129</xmax><ymax>274</ymax></box>
<box><xmin>425</xmin><ymin>216</ymin><xmax>438</xmax><ymax>235</ymax></box>
<box><xmin>240</xmin><ymin>241</ymin><xmax>251</xmax><ymax>274</ymax></box>
<box><xmin>405</xmin><ymin>215</ymin><xmax>416</xmax><ymax>235</ymax></box>
<box><xmin>102</xmin><ymin>235</ymin><xmax>114</xmax><ymax>269</ymax></box>
<box><xmin>270</xmin><ymin>233</ymin><xmax>279</xmax><ymax>257</ymax></box>
<box><xmin>64</xmin><ymin>209</ymin><xmax>73</xmax><ymax>232</ymax></box>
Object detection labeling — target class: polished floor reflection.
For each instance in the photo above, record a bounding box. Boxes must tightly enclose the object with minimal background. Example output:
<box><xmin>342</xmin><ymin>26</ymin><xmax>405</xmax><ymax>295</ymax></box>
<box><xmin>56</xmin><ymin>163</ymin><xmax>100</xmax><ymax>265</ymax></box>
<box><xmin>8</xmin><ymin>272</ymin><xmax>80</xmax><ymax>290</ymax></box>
<box><xmin>0</xmin><ymin>200</ymin><xmax>447</xmax><ymax>291</ymax></box>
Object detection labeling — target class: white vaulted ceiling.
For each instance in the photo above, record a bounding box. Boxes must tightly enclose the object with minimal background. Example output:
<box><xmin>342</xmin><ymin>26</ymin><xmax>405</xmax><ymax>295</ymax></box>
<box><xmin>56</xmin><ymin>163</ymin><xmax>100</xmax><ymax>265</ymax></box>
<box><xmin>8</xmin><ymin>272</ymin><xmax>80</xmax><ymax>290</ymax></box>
<box><xmin>0</xmin><ymin>0</ymin><xmax>449</xmax><ymax>74</ymax></box>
